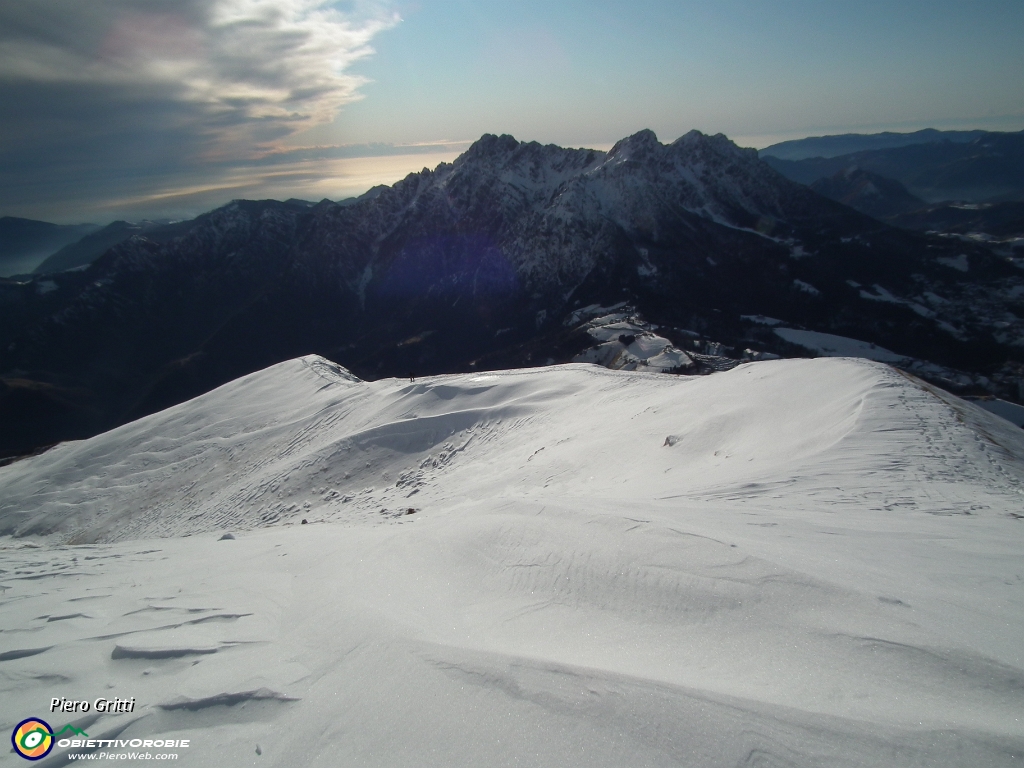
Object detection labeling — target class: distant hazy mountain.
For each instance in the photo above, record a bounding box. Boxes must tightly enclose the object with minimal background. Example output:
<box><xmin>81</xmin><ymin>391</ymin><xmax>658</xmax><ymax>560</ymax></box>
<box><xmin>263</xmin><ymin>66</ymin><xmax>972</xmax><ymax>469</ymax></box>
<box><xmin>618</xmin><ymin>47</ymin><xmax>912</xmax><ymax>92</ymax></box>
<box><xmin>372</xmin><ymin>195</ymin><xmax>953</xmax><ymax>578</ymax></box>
<box><xmin>810</xmin><ymin>167</ymin><xmax>926</xmax><ymax>219</ymax></box>
<box><xmin>33</xmin><ymin>219</ymin><xmax>195</xmax><ymax>274</ymax></box>
<box><xmin>0</xmin><ymin>217</ymin><xmax>99</xmax><ymax>277</ymax></box>
<box><xmin>763</xmin><ymin>131</ymin><xmax>1024</xmax><ymax>203</ymax></box>
<box><xmin>760</xmin><ymin>129</ymin><xmax>988</xmax><ymax>161</ymax></box>
<box><xmin>2</xmin><ymin>130</ymin><xmax>1022</xmax><ymax>458</ymax></box>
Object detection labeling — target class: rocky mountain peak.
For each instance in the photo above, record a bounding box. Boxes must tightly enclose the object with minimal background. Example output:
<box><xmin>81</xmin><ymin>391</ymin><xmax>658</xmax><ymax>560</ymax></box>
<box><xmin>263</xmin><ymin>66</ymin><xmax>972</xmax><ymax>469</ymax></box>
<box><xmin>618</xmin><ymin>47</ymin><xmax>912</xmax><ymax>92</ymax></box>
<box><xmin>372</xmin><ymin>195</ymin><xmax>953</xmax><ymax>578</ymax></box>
<box><xmin>607</xmin><ymin>129</ymin><xmax>661</xmax><ymax>159</ymax></box>
<box><xmin>669</xmin><ymin>130</ymin><xmax>759</xmax><ymax>165</ymax></box>
<box><xmin>600</xmin><ymin>129</ymin><xmax>760</xmax><ymax>185</ymax></box>
<box><xmin>458</xmin><ymin>133</ymin><xmax>523</xmax><ymax>164</ymax></box>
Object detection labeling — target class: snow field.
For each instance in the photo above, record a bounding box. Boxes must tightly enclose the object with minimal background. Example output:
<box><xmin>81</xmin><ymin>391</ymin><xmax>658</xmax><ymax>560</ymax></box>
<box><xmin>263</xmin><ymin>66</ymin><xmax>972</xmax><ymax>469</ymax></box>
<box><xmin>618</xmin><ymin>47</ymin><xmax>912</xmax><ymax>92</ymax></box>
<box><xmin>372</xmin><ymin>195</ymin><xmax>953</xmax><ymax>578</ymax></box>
<box><xmin>2</xmin><ymin>355</ymin><xmax>1024</xmax><ymax>766</ymax></box>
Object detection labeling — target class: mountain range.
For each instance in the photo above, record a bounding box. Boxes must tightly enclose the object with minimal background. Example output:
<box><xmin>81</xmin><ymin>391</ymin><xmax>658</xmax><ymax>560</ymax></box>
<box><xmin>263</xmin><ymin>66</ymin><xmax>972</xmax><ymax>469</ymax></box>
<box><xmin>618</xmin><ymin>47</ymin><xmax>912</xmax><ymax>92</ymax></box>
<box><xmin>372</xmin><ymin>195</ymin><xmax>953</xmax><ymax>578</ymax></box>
<box><xmin>760</xmin><ymin>128</ymin><xmax>991</xmax><ymax>161</ymax></box>
<box><xmin>762</xmin><ymin>130</ymin><xmax>1024</xmax><ymax>203</ymax></box>
<box><xmin>2</xmin><ymin>129</ymin><xmax>1023</xmax><ymax>460</ymax></box>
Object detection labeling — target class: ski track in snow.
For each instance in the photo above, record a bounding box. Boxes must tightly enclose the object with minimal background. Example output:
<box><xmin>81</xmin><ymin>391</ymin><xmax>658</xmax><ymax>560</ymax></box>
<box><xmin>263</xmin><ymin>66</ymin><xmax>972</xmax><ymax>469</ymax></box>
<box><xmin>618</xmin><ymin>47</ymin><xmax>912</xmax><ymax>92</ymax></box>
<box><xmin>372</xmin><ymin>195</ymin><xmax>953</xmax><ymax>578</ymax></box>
<box><xmin>2</xmin><ymin>356</ymin><xmax>1024</xmax><ymax>767</ymax></box>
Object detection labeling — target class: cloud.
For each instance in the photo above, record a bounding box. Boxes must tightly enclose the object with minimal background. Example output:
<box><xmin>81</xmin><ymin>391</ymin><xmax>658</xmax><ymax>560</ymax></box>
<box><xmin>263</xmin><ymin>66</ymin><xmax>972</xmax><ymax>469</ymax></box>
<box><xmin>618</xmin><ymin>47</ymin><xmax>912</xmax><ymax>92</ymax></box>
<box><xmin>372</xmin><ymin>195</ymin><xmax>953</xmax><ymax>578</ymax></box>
<box><xmin>0</xmin><ymin>0</ymin><xmax>400</xmax><ymax>220</ymax></box>
<box><xmin>251</xmin><ymin>139</ymin><xmax>472</xmax><ymax>164</ymax></box>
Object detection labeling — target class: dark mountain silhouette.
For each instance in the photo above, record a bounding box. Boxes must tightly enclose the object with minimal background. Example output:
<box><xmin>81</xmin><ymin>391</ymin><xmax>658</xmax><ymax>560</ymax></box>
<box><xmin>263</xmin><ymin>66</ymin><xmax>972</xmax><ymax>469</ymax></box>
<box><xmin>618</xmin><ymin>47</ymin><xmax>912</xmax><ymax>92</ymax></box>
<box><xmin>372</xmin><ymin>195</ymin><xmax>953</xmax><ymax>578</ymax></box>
<box><xmin>810</xmin><ymin>167</ymin><xmax>926</xmax><ymax>219</ymax></box>
<box><xmin>760</xmin><ymin>129</ymin><xmax>989</xmax><ymax>161</ymax></box>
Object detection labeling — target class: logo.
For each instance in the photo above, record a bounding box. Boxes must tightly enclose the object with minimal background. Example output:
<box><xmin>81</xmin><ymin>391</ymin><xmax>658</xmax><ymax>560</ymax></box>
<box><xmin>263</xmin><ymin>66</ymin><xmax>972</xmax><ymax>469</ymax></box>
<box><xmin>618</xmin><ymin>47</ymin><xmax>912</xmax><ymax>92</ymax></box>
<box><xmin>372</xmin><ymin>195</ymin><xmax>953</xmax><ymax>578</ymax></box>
<box><xmin>11</xmin><ymin>720</ymin><xmax>90</xmax><ymax>761</ymax></box>
<box><xmin>11</xmin><ymin>718</ymin><xmax>54</xmax><ymax>761</ymax></box>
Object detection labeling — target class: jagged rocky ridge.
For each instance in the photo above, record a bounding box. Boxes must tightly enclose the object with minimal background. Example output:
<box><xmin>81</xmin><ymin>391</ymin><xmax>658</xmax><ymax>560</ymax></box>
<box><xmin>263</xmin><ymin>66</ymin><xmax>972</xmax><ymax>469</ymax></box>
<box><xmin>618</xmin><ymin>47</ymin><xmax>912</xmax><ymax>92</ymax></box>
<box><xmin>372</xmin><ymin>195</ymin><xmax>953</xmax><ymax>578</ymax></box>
<box><xmin>1</xmin><ymin>129</ymin><xmax>1023</xmax><ymax>458</ymax></box>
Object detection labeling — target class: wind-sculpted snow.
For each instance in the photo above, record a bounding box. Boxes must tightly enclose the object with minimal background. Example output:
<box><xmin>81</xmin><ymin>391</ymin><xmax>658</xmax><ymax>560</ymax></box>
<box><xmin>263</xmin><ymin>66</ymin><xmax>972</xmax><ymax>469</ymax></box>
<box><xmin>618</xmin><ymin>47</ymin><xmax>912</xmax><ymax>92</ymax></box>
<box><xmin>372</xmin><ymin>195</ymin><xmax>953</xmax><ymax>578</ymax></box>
<box><xmin>2</xmin><ymin>356</ymin><xmax>1024</xmax><ymax>766</ymax></box>
<box><xmin>2</xmin><ymin>354</ymin><xmax>1021</xmax><ymax>543</ymax></box>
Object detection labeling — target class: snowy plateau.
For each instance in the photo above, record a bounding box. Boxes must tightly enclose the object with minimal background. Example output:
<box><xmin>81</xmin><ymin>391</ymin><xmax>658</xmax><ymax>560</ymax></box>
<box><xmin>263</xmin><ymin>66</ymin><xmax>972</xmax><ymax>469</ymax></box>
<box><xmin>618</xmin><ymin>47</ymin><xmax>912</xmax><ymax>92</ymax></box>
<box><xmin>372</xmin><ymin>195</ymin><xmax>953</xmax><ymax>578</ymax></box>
<box><xmin>2</xmin><ymin>354</ymin><xmax>1024</xmax><ymax>767</ymax></box>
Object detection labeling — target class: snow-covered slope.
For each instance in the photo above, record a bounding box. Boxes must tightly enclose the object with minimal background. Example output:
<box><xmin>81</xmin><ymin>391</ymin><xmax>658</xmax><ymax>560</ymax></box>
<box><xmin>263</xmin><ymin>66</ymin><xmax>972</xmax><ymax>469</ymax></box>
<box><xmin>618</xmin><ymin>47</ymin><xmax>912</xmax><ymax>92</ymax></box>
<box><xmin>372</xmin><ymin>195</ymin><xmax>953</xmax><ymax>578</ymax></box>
<box><xmin>2</xmin><ymin>356</ymin><xmax>1024</xmax><ymax>767</ymax></box>
<box><xmin>6</xmin><ymin>354</ymin><xmax>1022</xmax><ymax>543</ymax></box>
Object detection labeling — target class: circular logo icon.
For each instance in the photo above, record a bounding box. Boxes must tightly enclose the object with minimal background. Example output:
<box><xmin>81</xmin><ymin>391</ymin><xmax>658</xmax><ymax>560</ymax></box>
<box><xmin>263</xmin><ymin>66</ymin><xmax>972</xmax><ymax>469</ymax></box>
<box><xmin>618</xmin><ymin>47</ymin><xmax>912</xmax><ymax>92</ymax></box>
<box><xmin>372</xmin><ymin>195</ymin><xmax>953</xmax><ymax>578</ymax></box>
<box><xmin>11</xmin><ymin>718</ymin><xmax>54</xmax><ymax>761</ymax></box>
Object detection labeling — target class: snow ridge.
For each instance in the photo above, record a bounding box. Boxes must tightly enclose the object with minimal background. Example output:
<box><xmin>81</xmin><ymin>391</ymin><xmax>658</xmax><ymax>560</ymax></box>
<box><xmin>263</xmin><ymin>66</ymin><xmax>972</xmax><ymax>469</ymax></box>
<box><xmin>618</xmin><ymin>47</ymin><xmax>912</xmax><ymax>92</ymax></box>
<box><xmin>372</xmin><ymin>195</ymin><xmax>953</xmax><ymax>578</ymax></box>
<box><xmin>3</xmin><ymin>355</ymin><xmax>1022</xmax><ymax>544</ymax></box>
<box><xmin>2</xmin><ymin>355</ymin><xmax>1024</xmax><ymax>767</ymax></box>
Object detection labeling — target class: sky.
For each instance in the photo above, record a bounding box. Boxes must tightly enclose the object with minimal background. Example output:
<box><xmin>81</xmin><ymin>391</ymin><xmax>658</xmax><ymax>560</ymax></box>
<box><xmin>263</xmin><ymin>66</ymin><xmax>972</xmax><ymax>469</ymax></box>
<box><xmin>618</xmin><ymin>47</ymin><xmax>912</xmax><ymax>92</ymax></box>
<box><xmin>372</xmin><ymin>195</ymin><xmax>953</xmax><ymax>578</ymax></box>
<box><xmin>1</xmin><ymin>0</ymin><xmax>1022</xmax><ymax>224</ymax></box>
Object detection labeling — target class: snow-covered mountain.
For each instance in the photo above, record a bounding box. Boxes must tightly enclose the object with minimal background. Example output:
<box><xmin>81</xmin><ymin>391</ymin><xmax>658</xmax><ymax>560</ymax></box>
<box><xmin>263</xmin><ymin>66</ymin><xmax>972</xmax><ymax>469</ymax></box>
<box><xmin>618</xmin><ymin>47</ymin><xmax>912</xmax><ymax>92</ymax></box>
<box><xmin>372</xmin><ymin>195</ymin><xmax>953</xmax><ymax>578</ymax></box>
<box><xmin>2</xmin><ymin>130</ymin><xmax>1022</xmax><ymax>460</ymax></box>
<box><xmin>2</xmin><ymin>355</ymin><xmax>1023</xmax><ymax>766</ymax></box>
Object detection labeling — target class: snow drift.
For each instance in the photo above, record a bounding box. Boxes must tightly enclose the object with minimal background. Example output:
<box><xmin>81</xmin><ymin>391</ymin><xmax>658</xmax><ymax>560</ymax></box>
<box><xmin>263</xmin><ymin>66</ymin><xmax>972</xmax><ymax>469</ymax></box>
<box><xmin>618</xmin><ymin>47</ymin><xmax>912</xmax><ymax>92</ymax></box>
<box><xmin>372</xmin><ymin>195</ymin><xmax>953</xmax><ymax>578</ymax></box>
<box><xmin>5</xmin><ymin>355</ymin><xmax>1022</xmax><ymax>543</ymax></box>
<box><xmin>2</xmin><ymin>356</ymin><xmax>1023</xmax><ymax>767</ymax></box>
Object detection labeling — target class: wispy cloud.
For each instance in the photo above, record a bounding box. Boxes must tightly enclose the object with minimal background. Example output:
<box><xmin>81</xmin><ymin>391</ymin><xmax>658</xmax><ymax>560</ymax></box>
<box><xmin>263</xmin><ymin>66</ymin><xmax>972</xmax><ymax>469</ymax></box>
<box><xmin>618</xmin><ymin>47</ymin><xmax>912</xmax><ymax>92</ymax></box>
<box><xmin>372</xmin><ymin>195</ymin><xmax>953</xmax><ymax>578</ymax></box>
<box><xmin>92</xmin><ymin>149</ymin><xmax>467</xmax><ymax>220</ymax></box>
<box><xmin>0</xmin><ymin>0</ymin><xmax>401</xmax><ymax>221</ymax></box>
<box><xmin>251</xmin><ymin>139</ymin><xmax>472</xmax><ymax>164</ymax></box>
